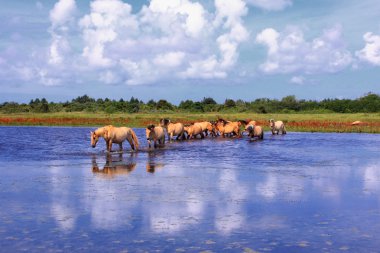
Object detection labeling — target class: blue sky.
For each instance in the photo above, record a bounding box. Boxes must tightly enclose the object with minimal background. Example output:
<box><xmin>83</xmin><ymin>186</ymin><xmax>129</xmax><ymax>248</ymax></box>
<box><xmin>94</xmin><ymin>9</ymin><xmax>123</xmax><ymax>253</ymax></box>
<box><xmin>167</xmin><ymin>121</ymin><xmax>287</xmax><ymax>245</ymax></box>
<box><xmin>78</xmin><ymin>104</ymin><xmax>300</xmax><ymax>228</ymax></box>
<box><xmin>0</xmin><ymin>0</ymin><xmax>379</xmax><ymax>104</ymax></box>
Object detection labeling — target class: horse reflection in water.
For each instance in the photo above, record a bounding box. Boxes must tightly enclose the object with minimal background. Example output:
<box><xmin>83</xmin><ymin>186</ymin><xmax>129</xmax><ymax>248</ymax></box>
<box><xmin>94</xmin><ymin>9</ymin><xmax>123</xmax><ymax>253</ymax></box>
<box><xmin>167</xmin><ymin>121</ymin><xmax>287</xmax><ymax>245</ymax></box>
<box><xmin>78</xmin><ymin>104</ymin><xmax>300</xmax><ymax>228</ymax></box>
<box><xmin>92</xmin><ymin>153</ymin><xmax>137</xmax><ymax>178</ymax></box>
<box><xmin>146</xmin><ymin>152</ymin><xmax>165</xmax><ymax>174</ymax></box>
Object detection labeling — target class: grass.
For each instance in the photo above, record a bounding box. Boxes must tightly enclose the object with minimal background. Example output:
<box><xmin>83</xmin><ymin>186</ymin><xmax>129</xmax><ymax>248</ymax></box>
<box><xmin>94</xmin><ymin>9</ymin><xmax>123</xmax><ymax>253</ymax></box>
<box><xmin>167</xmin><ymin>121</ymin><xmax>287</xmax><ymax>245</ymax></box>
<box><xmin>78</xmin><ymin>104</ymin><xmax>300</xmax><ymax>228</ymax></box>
<box><xmin>0</xmin><ymin>112</ymin><xmax>380</xmax><ymax>133</ymax></box>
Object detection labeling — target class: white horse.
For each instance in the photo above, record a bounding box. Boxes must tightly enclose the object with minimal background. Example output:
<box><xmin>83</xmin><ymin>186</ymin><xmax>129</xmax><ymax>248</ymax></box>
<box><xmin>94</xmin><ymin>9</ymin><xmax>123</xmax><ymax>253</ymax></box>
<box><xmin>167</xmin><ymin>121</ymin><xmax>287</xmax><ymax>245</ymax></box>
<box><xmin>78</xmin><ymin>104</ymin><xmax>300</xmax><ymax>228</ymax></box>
<box><xmin>269</xmin><ymin>119</ymin><xmax>287</xmax><ymax>135</ymax></box>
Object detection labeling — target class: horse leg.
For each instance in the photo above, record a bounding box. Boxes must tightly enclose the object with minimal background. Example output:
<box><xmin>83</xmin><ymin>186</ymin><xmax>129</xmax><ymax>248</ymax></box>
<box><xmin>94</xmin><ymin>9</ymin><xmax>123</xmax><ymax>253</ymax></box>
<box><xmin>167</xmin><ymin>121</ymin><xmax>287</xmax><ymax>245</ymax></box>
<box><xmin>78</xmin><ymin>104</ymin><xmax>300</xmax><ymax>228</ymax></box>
<box><xmin>107</xmin><ymin>140</ymin><xmax>113</xmax><ymax>152</ymax></box>
<box><xmin>119</xmin><ymin>143</ymin><xmax>123</xmax><ymax>152</ymax></box>
<box><xmin>127</xmin><ymin>136</ymin><xmax>135</xmax><ymax>150</ymax></box>
<box><xmin>200</xmin><ymin>132</ymin><xmax>204</xmax><ymax>139</ymax></box>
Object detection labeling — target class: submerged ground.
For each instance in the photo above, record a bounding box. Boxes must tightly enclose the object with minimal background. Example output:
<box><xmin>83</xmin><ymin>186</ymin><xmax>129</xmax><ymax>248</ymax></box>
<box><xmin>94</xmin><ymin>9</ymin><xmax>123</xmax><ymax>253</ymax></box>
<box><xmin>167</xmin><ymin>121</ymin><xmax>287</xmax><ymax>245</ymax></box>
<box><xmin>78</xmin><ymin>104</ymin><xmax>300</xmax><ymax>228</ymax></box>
<box><xmin>0</xmin><ymin>126</ymin><xmax>380</xmax><ymax>252</ymax></box>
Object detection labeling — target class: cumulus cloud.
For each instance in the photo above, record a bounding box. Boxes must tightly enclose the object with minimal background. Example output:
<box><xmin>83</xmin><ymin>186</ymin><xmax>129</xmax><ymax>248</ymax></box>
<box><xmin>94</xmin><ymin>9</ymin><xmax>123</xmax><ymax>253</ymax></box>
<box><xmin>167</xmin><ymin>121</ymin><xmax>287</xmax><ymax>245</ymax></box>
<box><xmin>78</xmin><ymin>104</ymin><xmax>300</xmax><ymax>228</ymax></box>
<box><xmin>256</xmin><ymin>25</ymin><xmax>353</xmax><ymax>74</ymax></box>
<box><xmin>42</xmin><ymin>0</ymin><xmax>249</xmax><ymax>86</ymax></box>
<box><xmin>356</xmin><ymin>32</ymin><xmax>380</xmax><ymax>66</ymax></box>
<box><xmin>48</xmin><ymin>0</ymin><xmax>76</xmax><ymax>70</ymax></box>
<box><xmin>50</xmin><ymin>0</ymin><xmax>76</xmax><ymax>27</ymax></box>
<box><xmin>246</xmin><ymin>0</ymin><xmax>292</xmax><ymax>11</ymax></box>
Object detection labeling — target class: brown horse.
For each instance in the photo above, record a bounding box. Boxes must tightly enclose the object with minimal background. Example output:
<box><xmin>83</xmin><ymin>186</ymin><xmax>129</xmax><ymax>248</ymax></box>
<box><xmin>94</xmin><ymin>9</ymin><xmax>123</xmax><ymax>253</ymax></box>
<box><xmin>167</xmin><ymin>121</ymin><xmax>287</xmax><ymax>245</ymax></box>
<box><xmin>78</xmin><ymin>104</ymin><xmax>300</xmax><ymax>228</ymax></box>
<box><xmin>184</xmin><ymin>123</ymin><xmax>204</xmax><ymax>139</ymax></box>
<box><xmin>90</xmin><ymin>125</ymin><xmax>113</xmax><ymax>149</ymax></box>
<box><xmin>196</xmin><ymin>121</ymin><xmax>216</xmax><ymax>137</ymax></box>
<box><xmin>103</xmin><ymin>126</ymin><xmax>139</xmax><ymax>152</ymax></box>
<box><xmin>159</xmin><ymin>118</ymin><xmax>186</xmax><ymax>141</ymax></box>
<box><xmin>238</xmin><ymin>119</ymin><xmax>256</xmax><ymax>136</ymax></box>
<box><xmin>245</xmin><ymin>124</ymin><xmax>264</xmax><ymax>140</ymax></box>
<box><xmin>146</xmin><ymin>125</ymin><xmax>166</xmax><ymax>148</ymax></box>
<box><xmin>215</xmin><ymin>119</ymin><xmax>241</xmax><ymax>138</ymax></box>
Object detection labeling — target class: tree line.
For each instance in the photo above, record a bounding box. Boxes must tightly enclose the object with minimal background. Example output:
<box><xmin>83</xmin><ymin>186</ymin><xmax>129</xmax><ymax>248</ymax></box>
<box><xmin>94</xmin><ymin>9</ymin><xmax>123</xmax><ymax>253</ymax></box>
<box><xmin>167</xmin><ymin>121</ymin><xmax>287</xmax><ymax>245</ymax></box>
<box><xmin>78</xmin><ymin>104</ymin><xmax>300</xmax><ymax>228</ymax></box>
<box><xmin>0</xmin><ymin>93</ymin><xmax>379</xmax><ymax>114</ymax></box>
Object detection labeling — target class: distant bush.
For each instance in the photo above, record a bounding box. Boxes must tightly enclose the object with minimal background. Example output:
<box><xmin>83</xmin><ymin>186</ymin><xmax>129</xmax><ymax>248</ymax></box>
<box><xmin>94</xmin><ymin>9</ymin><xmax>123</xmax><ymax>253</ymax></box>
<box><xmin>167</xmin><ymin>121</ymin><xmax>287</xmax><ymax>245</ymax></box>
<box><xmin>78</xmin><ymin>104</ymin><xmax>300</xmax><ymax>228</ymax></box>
<box><xmin>1</xmin><ymin>93</ymin><xmax>379</xmax><ymax>114</ymax></box>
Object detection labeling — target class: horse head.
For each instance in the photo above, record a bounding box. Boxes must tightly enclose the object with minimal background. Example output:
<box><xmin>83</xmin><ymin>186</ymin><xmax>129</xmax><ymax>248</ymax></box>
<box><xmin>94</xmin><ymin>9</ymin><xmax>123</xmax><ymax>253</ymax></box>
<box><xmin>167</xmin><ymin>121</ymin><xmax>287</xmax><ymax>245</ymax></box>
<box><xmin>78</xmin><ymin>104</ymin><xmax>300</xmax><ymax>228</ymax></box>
<box><xmin>161</xmin><ymin>118</ymin><xmax>170</xmax><ymax>126</ymax></box>
<box><xmin>90</xmin><ymin>131</ymin><xmax>99</xmax><ymax>148</ymax></box>
<box><xmin>269</xmin><ymin>119</ymin><xmax>275</xmax><ymax>127</ymax></box>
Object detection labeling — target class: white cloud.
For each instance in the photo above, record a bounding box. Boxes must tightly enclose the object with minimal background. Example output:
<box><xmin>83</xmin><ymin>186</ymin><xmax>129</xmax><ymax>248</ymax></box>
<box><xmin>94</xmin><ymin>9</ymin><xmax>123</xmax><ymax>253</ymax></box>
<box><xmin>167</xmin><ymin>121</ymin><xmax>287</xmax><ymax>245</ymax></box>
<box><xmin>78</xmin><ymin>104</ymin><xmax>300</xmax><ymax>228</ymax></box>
<box><xmin>290</xmin><ymin>75</ymin><xmax>304</xmax><ymax>85</ymax></box>
<box><xmin>48</xmin><ymin>0</ymin><xmax>76</xmax><ymax>71</ymax></box>
<box><xmin>49</xmin><ymin>0</ymin><xmax>76</xmax><ymax>27</ymax></box>
<box><xmin>256</xmin><ymin>25</ymin><xmax>353</xmax><ymax>75</ymax></box>
<box><xmin>153</xmin><ymin>51</ymin><xmax>185</xmax><ymax>68</ymax></box>
<box><xmin>16</xmin><ymin>0</ymin><xmax>249</xmax><ymax>87</ymax></box>
<box><xmin>73</xmin><ymin>0</ymin><xmax>248</xmax><ymax>85</ymax></box>
<box><xmin>99</xmin><ymin>70</ymin><xmax>121</xmax><ymax>85</ymax></box>
<box><xmin>246</xmin><ymin>0</ymin><xmax>292</xmax><ymax>11</ymax></box>
<box><xmin>356</xmin><ymin>32</ymin><xmax>380</xmax><ymax>66</ymax></box>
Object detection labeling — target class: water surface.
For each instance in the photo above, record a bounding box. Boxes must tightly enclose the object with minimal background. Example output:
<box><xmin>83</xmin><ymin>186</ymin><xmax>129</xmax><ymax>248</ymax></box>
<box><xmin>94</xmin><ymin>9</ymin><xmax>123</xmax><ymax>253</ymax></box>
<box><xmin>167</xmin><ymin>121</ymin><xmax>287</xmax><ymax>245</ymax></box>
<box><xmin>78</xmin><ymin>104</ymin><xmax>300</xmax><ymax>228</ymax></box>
<box><xmin>0</xmin><ymin>126</ymin><xmax>380</xmax><ymax>252</ymax></box>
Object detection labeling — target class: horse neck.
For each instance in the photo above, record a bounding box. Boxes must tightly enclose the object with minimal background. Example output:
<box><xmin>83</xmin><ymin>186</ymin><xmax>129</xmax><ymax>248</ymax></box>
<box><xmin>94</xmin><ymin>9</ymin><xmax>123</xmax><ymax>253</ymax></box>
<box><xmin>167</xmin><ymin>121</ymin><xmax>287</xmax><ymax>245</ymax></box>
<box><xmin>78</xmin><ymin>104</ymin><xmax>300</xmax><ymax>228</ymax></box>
<box><xmin>95</xmin><ymin>127</ymin><xmax>106</xmax><ymax>137</ymax></box>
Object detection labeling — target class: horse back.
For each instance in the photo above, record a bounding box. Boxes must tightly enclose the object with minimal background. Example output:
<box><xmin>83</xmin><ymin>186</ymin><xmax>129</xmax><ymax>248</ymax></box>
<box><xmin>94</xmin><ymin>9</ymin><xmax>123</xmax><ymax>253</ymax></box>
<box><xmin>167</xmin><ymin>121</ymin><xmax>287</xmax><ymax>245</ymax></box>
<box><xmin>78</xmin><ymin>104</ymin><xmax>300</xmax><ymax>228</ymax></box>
<box><xmin>168</xmin><ymin>123</ymin><xmax>184</xmax><ymax>135</ymax></box>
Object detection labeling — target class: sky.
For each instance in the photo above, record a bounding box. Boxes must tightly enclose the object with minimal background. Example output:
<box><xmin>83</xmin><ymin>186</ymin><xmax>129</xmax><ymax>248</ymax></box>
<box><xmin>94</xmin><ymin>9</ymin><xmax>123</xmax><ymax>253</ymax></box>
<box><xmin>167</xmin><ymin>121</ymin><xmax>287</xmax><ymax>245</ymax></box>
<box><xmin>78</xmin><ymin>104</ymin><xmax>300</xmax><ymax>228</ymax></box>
<box><xmin>0</xmin><ymin>0</ymin><xmax>379</xmax><ymax>104</ymax></box>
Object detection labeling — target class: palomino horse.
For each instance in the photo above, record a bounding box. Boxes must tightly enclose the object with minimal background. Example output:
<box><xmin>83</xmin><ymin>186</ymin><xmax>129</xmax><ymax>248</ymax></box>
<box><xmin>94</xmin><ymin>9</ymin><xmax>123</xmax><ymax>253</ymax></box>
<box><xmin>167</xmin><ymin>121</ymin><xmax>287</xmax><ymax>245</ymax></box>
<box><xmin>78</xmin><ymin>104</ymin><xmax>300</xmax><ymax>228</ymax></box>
<box><xmin>159</xmin><ymin>118</ymin><xmax>186</xmax><ymax>141</ymax></box>
<box><xmin>238</xmin><ymin>119</ymin><xmax>257</xmax><ymax>136</ymax></box>
<box><xmin>103</xmin><ymin>125</ymin><xmax>139</xmax><ymax>152</ymax></box>
<box><xmin>215</xmin><ymin>119</ymin><xmax>241</xmax><ymax>138</ymax></box>
<box><xmin>90</xmin><ymin>125</ymin><xmax>113</xmax><ymax>148</ymax></box>
<box><xmin>184</xmin><ymin>123</ymin><xmax>204</xmax><ymax>139</ymax></box>
<box><xmin>146</xmin><ymin>125</ymin><xmax>166</xmax><ymax>148</ymax></box>
<box><xmin>196</xmin><ymin>121</ymin><xmax>216</xmax><ymax>137</ymax></box>
<box><xmin>245</xmin><ymin>124</ymin><xmax>264</xmax><ymax>140</ymax></box>
<box><xmin>91</xmin><ymin>125</ymin><xmax>139</xmax><ymax>152</ymax></box>
<box><xmin>269</xmin><ymin>119</ymin><xmax>287</xmax><ymax>135</ymax></box>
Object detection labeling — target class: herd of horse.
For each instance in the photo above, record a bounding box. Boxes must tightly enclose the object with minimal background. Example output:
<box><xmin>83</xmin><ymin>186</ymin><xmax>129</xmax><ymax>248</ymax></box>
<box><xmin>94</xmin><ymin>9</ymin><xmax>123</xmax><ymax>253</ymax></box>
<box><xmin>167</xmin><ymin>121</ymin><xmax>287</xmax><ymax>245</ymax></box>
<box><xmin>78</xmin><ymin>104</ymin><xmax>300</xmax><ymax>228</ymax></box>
<box><xmin>90</xmin><ymin>118</ymin><xmax>287</xmax><ymax>151</ymax></box>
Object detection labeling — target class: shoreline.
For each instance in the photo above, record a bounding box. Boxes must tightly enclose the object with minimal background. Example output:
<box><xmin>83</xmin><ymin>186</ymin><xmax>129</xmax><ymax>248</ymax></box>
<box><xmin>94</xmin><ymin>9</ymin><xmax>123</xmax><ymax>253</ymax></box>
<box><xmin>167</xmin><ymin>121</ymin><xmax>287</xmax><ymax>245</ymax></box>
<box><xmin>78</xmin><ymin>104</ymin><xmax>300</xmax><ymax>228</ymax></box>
<box><xmin>0</xmin><ymin>112</ymin><xmax>379</xmax><ymax>133</ymax></box>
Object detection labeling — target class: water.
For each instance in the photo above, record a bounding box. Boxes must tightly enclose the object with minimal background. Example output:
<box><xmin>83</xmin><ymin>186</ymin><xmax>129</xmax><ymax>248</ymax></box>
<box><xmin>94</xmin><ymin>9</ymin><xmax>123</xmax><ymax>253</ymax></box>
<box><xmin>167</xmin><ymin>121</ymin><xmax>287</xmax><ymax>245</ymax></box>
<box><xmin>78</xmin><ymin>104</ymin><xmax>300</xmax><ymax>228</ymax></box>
<box><xmin>0</xmin><ymin>126</ymin><xmax>380</xmax><ymax>252</ymax></box>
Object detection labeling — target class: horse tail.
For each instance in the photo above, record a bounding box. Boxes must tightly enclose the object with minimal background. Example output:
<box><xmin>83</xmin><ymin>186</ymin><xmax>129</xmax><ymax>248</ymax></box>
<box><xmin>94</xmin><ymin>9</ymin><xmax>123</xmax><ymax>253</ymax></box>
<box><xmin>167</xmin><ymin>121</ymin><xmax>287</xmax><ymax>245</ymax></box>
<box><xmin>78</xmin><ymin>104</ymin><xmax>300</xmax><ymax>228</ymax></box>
<box><xmin>131</xmin><ymin>129</ymin><xmax>139</xmax><ymax>150</ymax></box>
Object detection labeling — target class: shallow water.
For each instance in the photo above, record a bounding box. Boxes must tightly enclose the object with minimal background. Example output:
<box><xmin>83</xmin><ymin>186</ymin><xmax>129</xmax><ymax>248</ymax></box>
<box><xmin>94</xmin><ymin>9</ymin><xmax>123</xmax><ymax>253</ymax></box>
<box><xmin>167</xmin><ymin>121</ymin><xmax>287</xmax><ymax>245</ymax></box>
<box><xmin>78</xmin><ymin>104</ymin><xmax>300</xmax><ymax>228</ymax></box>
<box><xmin>0</xmin><ymin>126</ymin><xmax>380</xmax><ymax>252</ymax></box>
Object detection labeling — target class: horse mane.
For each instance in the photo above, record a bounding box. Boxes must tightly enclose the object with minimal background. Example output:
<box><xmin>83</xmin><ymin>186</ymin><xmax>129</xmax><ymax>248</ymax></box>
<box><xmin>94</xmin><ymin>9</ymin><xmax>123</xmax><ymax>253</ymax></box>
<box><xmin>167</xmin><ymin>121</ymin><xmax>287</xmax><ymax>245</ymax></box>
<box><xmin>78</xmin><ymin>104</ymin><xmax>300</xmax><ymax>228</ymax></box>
<box><xmin>160</xmin><ymin>118</ymin><xmax>171</xmax><ymax>125</ymax></box>
<box><xmin>217</xmin><ymin>118</ymin><xmax>228</xmax><ymax>125</ymax></box>
<box><xmin>147</xmin><ymin>124</ymin><xmax>155</xmax><ymax>130</ymax></box>
<box><xmin>238</xmin><ymin>119</ymin><xmax>248</xmax><ymax>125</ymax></box>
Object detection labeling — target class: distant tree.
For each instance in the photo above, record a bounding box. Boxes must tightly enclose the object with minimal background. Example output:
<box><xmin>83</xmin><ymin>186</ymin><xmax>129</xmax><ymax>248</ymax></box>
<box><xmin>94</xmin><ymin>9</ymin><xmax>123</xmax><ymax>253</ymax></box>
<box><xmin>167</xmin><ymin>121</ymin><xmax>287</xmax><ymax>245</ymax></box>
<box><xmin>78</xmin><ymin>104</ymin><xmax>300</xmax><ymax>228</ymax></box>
<box><xmin>72</xmin><ymin>95</ymin><xmax>95</xmax><ymax>104</ymax></box>
<box><xmin>156</xmin><ymin>99</ymin><xmax>174</xmax><ymax>110</ymax></box>
<box><xmin>201</xmin><ymin>97</ymin><xmax>217</xmax><ymax>105</ymax></box>
<box><xmin>224</xmin><ymin>99</ymin><xmax>236</xmax><ymax>108</ymax></box>
<box><xmin>179</xmin><ymin>100</ymin><xmax>194</xmax><ymax>110</ymax></box>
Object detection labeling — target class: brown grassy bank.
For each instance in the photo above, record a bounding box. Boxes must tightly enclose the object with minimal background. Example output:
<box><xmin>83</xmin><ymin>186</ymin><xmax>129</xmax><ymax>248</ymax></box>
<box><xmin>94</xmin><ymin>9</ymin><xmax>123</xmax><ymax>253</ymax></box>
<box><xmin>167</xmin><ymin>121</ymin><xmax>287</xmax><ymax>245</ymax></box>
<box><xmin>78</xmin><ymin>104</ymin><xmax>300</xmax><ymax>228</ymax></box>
<box><xmin>0</xmin><ymin>112</ymin><xmax>379</xmax><ymax>133</ymax></box>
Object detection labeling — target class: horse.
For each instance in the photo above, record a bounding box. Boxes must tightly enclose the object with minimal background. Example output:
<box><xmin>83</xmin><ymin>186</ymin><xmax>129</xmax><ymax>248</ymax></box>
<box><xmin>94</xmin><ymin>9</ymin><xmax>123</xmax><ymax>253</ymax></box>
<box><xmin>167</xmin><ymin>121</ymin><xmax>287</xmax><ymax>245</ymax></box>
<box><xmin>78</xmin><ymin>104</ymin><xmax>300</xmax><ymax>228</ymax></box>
<box><xmin>269</xmin><ymin>119</ymin><xmax>287</xmax><ymax>135</ymax></box>
<box><xmin>184</xmin><ymin>123</ymin><xmax>204</xmax><ymax>139</ymax></box>
<box><xmin>215</xmin><ymin>118</ymin><xmax>241</xmax><ymax>138</ymax></box>
<box><xmin>196</xmin><ymin>121</ymin><xmax>216</xmax><ymax>137</ymax></box>
<box><xmin>90</xmin><ymin>125</ymin><xmax>113</xmax><ymax>149</ymax></box>
<box><xmin>103</xmin><ymin>126</ymin><xmax>139</xmax><ymax>152</ymax></box>
<box><xmin>239</xmin><ymin>119</ymin><xmax>257</xmax><ymax>127</ymax></box>
<box><xmin>238</xmin><ymin>119</ymin><xmax>257</xmax><ymax>136</ymax></box>
<box><xmin>245</xmin><ymin>124</ymin><xmax>264</xmax><ymax>140</ymax></box>
<box><xmin>146</xmin><ymin>124</ymin><xmax>166</xmax><ymax>148</ymax></box>
<box><xmin>159</xmin><ymin>118</ymin><xmax>186</xmax><ymax>141</ymax></box>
